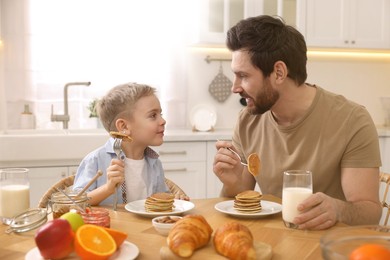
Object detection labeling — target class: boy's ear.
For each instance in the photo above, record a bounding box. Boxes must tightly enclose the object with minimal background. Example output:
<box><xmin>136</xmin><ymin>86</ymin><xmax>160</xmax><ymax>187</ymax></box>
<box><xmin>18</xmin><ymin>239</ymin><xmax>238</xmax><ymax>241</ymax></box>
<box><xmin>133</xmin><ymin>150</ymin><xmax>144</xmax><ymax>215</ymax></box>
<box><xmin>115</xmin><ymin>118</ymin><xmax>128</xmax><ymax>132</ymax></box>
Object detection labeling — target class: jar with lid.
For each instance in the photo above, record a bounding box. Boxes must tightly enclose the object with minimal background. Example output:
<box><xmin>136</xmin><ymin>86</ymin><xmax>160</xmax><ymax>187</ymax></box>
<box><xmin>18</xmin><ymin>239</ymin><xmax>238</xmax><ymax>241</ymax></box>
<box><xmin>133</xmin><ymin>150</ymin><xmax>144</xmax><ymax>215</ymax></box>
<box><xmin>81</xmin><ymin>208</ymin><xmax>110</xmax><ymax>228</ymax></box>
<box><xmin>49</xmin><ymin>190</ymin><xmax>89</xmax><ymax>219</ymax></box>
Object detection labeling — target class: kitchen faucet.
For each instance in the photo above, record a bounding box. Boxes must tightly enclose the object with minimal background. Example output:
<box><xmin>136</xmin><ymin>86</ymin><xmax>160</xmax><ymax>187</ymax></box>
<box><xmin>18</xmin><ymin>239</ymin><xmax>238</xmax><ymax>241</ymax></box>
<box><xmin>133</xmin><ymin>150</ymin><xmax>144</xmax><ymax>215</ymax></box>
<box><xmin>51</xmin><ymin>81</ymin><xmax>91</xmax><ymax>129</ymax></box>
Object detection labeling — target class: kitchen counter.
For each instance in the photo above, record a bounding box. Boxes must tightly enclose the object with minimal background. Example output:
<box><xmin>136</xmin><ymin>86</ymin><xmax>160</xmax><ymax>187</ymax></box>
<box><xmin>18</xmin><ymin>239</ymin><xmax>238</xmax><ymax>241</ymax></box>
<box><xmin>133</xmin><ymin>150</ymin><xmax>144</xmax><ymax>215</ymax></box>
<box><xmin>0</xmin><ymin>128</ymin><xmax>233</xmax><ymax>167</ymax></box>
<box><xmin>1</xmin><ymin>126</ymin><xmax>389</xmax><ymax>168</ymax></box>
<box><xmin>377</xmin><ymin>126</ymin><xmax>390</xmax><ymax>137</ymax></box>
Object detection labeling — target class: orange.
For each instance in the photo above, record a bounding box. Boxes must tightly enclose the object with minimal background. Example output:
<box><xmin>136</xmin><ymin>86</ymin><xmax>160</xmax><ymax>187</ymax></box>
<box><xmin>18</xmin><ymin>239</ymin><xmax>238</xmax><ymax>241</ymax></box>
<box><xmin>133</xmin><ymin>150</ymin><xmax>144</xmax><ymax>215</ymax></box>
<box><xmin>103</xmin><ymin>227</ymin><xmax>128</xmax><ymax>247</ymax></box>
<box><xmin>74</xmin><ymin>224</ymin><xmax>117</xmax><ymax>260</ymax></box>
<box><xmin>349</xmin><ymin>243</ymin><xmax>390</xmax><ymax>260</ymax></box>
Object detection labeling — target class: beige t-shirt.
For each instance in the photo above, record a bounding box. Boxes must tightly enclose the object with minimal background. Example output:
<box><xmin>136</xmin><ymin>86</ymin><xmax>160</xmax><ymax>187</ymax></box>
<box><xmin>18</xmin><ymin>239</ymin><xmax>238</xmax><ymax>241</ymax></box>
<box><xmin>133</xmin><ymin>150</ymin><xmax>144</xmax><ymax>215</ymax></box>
<box><xmin>232</xmin><ymin>85</ymin><xmax>381</xmax><ymax>200</ymax></box>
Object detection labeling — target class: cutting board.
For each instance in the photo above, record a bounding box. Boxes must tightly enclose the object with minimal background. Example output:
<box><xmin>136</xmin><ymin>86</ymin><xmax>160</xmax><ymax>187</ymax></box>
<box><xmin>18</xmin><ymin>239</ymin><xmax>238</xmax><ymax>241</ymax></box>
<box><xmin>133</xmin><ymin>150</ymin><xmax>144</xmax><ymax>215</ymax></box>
<box><xmin>160</xmin><ymin>240</ymin><xmax>272</xmax><ymax>259</ymax></box>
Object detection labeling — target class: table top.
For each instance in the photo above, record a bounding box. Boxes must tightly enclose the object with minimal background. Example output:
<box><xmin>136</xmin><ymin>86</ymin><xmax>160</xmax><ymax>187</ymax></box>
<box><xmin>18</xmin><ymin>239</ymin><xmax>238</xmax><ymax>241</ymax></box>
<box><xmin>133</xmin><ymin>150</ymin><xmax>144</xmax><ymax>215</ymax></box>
<box><xmin>0</xmin><ymin>195</ymin><xmax>342</xmax><ymax>260</ymax></box>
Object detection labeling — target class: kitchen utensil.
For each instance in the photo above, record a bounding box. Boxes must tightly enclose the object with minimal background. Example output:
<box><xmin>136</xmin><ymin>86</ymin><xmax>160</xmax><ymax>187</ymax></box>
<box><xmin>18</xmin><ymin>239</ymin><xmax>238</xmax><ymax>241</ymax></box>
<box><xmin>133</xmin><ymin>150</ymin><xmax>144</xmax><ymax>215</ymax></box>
<box><xmin>54</xmin><ymin>187</ymin><xmax>85</xmax><ymax>213</ymax></box>
<box><xmin>208</xmin><ymin>62</ymin><xmax>232</xmax><ymax>103</ymax></box>
<box><xmin>225</xmin><ymin>146</ymin><xmax>260</xmax><ymax>177</ymax></box>
<box><xmin>113</xmin><ymin>138</ymin><xmax>123</xmax><ymax>211</ymax></box>
<box><xmin>75</xmin><ymin>170</ymin><xmax>103</xmax><ymax>198</ymax></box>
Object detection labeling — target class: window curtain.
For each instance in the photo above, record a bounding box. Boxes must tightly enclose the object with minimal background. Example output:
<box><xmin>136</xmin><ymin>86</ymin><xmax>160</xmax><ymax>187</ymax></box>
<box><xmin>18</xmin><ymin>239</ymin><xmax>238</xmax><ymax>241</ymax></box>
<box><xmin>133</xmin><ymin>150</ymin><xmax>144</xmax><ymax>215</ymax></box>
<box><xmin>1</xmin><ymin>0</ymin><xmax>197</xmax><ymax>130</ymax></box>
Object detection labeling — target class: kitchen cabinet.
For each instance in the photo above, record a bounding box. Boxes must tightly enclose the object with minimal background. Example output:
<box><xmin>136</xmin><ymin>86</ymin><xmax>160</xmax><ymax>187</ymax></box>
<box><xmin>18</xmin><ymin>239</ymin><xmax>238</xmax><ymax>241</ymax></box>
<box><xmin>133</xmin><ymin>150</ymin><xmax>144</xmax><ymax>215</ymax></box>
<box><xmin>206</xmin><ymin>141</ymin><xmax>223</xmax><ymax>198</ymax></box>
<box><xmin>198</xmin><ymin>0</ymin><xmax>296</xmax><ymax>44</ymax></box>
<box><xmin>152</xmin><ymin>142</ymin><xmax>207</xmax><ymax>199</ymax></box>
<box><xmin>297</xmin><ymin>0</ymin><xmax>390</xmax><ymax>49</ymax></box>
<box><xmin>28</xmin><ymin>166</ymin><xmax>77</xmax><ymax>208</ymax></box>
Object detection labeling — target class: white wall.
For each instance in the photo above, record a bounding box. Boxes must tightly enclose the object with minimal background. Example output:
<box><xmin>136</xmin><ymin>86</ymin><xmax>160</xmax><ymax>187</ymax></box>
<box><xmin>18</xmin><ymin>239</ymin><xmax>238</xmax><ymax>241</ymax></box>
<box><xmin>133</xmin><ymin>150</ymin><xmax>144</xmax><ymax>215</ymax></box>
<box><xmin>186</xmin><ymin>47</ymin><xmax>390</xmax><ymax>130</ymax></box>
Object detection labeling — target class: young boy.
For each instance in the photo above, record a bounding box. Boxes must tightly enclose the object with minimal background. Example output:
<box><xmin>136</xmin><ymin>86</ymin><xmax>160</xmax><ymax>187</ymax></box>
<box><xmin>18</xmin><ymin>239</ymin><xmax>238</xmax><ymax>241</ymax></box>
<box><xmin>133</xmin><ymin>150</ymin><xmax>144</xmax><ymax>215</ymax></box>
<box><xmin>74</xmin><ymin>82</ymin><xmax>177</xmax><ymax>205</ymax></box>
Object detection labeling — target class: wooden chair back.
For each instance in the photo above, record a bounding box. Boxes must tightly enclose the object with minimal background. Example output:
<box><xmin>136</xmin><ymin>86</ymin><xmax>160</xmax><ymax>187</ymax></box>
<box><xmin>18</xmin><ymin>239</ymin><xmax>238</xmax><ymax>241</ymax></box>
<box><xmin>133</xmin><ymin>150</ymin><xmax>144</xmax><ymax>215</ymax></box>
<box><xmin>379</xmin><ymin>172</ymin><xmax>390</xmax><ymax>226</ymax></box>
<box><xmin>37</xmin><ymin>175</ymin><xmax>189</xmax><ymax>208</ymax></box>
<box><xmin>37</xmin><ymin>174</ymin><xmax>75</xmax><ymax>208</ymax></box>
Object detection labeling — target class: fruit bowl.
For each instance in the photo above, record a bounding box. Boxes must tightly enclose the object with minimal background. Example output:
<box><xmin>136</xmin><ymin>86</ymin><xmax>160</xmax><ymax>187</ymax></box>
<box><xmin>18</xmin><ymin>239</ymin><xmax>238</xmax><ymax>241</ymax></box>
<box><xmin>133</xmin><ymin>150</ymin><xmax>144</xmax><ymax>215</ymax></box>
<box><xmin>320</xmin><ymin>225</ymin><xmax>390</xmax><ymax>260</ymax></box>
<box><xmin>151</xmin><ymin>216</ymin><xmax>182</xmax><ymax>236</ymax></box>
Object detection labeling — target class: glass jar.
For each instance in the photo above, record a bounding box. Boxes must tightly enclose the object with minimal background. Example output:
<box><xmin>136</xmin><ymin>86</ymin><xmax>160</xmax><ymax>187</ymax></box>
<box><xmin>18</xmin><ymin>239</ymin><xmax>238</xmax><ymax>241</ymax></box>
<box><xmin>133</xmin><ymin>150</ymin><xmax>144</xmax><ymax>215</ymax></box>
<box><xmin>81</xmin><ymin>208</ymin><xmax>110</xmax><ymax>228</ymax></box>
<box><xmin>49</xmin><ymin>190</ymin><xmax>89</xmax><ymax>219</ymax></box>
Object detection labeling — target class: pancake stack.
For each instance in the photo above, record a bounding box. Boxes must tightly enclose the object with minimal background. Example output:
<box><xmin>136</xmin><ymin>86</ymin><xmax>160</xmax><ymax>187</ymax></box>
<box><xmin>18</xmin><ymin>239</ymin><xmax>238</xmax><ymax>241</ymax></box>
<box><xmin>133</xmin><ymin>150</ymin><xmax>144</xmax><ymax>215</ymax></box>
<box><xmin>145</xmin><ymin>192</ymin><xmax>175</xmax><ymax>212</ymax></box>
<box><xmin>233</xmin><ymin>190</ymin><xmax>262</xmax><ymax>214</ymax></box>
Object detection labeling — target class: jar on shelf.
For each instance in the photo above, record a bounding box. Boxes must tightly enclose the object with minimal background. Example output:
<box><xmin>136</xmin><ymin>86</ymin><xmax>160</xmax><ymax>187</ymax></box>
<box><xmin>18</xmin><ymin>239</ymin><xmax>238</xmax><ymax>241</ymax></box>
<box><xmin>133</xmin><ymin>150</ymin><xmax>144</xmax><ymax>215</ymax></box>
<box><xmin>81</xmin><ymin>207</ymin><xmax>110</xmax><ymax>228</ymax></box>
<box><xmin>49</xmin><ymin>190</ymin><xmax>89</xmax><ymax>219</ymax></box>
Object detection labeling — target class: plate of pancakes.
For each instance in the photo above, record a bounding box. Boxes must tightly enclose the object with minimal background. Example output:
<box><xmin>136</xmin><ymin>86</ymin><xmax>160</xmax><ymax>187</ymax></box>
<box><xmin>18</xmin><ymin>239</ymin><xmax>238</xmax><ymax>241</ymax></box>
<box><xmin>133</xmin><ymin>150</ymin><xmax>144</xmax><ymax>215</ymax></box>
<box><xmin>125</xmin><ymin>193</ymin><xmax>195</xmax><ymax>218</ymax></box>
<box><xmin>214</xmin><ymin>190</ymin><xmax>282</xmax><ymax>218</ymax></box>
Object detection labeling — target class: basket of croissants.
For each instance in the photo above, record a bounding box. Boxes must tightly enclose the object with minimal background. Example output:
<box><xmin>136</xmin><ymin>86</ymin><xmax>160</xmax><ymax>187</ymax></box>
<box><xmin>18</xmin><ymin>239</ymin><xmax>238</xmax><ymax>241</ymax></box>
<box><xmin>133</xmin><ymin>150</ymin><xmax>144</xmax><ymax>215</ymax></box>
<box><xmin>160</xmin><ymin>214</ymin><xmax>272</xmax><ymax>260</ymax></box>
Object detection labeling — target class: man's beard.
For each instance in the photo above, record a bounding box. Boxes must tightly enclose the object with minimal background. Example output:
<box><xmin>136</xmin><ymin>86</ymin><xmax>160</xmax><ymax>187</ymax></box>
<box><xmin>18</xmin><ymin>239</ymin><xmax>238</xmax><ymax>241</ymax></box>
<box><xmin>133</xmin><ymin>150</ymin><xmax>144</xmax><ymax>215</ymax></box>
<box><xmin>247</xmin><ymin>83</ymin><xmax>279</xmax><ymax>115</ymax></box>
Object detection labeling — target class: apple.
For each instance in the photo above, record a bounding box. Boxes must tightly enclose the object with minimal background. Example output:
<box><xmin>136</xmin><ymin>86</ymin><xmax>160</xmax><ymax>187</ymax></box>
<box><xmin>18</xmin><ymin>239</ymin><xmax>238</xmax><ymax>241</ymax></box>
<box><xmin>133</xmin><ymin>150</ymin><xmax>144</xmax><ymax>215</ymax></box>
<box><xmin>34</xmin><ymin>219</ymin><xmax>74</xmax><ymax>259</ymax></box>
<box><xmin>60</xmin><ymin>211</ymin><xmax>84</xmax><ymax>232</ymax></box>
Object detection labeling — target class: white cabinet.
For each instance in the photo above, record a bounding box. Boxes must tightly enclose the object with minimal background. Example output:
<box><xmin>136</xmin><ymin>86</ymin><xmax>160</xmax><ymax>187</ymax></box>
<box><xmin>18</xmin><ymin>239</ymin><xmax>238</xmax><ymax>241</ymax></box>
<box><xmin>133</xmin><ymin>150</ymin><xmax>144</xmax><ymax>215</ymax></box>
<box><xmin>152</xmin><ymin>142</ymin><xmax>207</xmax><ymax>199</ymax></box>
<box><xmin>297</xmin><ymin>0</ymin><xmax>390</xmax><ymax>49</ymax></box>
<box><xmin>28</xmin><ymin>166</ymin><xmax>77</xmax><ymax>208</ymax></box>
<box><xmin>198</xmin><ymin>0</ymin><xmax>295</xmax><ymax>44</ymax></box>
<box><xmin>206</xmin><ymin>141</ymin><xmax>223</xmax><ymax>198</ymax></box>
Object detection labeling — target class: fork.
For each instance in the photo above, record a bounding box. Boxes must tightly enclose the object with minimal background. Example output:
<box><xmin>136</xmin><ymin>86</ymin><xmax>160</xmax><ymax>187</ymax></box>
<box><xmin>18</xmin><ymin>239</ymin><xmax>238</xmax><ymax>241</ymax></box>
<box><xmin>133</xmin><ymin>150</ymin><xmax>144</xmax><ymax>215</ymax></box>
<box><xmin>113</xmin><ymin>138</ymin><xmax>122</xmax><ymax>211</ymax></box>
<box><xmin>226</xmin><ymin>147</ymin><xmax>248</xmax><ymax>167</ymax></box>
<box><xmin>217</xmin><ymin>139</ymin><xmax>248</xmax><ymax>167</ymax></box>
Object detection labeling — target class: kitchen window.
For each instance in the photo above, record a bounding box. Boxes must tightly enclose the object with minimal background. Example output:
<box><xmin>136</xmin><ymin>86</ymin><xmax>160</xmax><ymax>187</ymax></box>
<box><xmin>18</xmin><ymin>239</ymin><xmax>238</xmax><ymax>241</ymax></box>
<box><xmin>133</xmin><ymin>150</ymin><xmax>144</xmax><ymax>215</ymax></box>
<box><xmin>0</xmin><ymin>0</ymin><xmax>198</xmax><ymax>130</ymax></box>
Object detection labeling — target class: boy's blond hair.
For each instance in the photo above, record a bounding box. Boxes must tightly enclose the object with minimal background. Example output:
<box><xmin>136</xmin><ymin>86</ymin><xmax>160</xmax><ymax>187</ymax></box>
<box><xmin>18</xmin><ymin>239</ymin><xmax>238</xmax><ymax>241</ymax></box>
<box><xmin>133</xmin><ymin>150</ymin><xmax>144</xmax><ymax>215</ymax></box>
<box><xmin>97</xmin><ymin>82</ymin><xmax>156</xmax><ymax>132</ymax></box>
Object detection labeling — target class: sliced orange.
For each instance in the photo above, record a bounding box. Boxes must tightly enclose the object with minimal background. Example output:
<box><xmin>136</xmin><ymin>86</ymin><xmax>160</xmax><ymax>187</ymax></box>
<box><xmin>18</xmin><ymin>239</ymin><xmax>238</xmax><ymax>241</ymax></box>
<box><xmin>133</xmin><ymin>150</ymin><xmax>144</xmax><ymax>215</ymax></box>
<box><xmin>74</xmin><ymin>224</ymin><xmax>117</xmax><ymax>260</ymax></box>
<box><xmin>350</xmin><ymin>244</ymin><xmax>390</xmax><ymax>260</ymax></box>
<box><xmin>103</xmin><ymin>227</ymin><xmax>128</xmax><ymax>247</ymax></box>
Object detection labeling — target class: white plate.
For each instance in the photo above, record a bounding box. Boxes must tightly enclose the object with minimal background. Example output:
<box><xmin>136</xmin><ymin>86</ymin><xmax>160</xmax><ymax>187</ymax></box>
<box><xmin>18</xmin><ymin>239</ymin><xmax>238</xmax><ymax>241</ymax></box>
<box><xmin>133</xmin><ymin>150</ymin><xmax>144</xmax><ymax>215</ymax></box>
<box><xmin>189</xmin><ymin>104</ymin><xmax>217</xmax><ymax>131</ymax></box>
<box><xmin>125</xmin><ymin>199</ymin><xmax>195</xmax><ymax>218</ymax></box>
<box><xmin>214</xmin><ymin>200</ymin><xmax>282</xmax><ymax>219</ymax></box>
<box><xmin>25</xmin><ymin>241</ymin><xmax>139</xmax><ymax>260</ymax></box>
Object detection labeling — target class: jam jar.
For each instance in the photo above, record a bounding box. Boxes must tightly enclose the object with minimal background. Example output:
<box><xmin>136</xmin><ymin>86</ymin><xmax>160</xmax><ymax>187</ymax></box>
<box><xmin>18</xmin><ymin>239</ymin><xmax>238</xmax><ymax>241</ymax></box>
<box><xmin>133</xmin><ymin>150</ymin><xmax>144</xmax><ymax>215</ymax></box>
<box><xmin>81</xmin><ymin>208</ymin><xmax>110</xmax><ymax>228</ymax></box>
<box><xmin>49</xmin><ymin>190</ymin><xmax>89</xmax><ymax>219</ymax></box>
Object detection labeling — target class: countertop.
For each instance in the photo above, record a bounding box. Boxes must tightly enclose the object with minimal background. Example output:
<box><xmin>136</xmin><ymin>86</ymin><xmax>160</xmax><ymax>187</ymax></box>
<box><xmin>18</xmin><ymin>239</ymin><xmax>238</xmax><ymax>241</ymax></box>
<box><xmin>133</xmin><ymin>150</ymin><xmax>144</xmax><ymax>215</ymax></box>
<box><xmin>376</xmin><ymin>126</ymin><xmax>390</xmax><ymax>137</ymax></box>
<box><xmin>0</xmin><ymin>128</ymin><xmax>233</xmax><ymax>167</ymax></box>
<box><xmin>1</xmin><ymin>126</ymin><xmax>389</xmax><ymax>168</ymax></box>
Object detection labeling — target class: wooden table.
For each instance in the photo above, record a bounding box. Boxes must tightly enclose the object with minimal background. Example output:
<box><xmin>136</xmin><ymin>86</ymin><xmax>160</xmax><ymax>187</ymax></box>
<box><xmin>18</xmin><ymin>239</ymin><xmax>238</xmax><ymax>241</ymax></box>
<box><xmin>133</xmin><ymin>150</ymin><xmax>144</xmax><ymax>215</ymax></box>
<box><xmin>0</xmin><ymin>195</ymin><xmax>342</xmax><ymax>259</ymax></box>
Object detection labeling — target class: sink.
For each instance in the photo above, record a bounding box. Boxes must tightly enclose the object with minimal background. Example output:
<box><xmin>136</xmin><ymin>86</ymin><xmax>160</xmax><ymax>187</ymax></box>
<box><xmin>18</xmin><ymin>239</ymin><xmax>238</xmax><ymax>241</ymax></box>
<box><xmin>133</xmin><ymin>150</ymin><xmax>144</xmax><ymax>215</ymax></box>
<box><xmin>0</xmin><ymin>129</ymin><xmax>108</xmax><ymax>166</ymax></box>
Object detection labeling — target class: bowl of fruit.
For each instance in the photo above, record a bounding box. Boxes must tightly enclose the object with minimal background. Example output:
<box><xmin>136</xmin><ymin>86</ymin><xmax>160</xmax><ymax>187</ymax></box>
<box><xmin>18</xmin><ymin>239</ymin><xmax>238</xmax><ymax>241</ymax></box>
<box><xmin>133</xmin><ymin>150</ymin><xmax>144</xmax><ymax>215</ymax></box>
<box><xmin>320</xmin><ymin>225</ymin><xmax>390</xmax><ymax>260</ymax></box>
<box><xmin>30</xmin><ymin>211</ymin><xmax>132</xmax><ymax>259</ymax></box>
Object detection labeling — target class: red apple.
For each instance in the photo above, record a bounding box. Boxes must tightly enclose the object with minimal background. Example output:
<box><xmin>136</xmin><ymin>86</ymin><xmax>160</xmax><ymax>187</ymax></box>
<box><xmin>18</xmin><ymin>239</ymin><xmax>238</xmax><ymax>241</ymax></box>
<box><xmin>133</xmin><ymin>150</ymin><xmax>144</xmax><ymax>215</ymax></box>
<box><xmin>34</xmin><ymin>218</ymin><xmax>74</xmax><ymax>259</ymax></box>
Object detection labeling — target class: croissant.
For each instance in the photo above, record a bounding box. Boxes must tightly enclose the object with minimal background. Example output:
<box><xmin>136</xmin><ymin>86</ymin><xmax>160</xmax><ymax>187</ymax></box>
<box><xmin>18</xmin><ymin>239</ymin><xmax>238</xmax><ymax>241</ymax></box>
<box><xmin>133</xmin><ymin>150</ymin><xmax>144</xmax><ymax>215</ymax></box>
<box><xmin>213</xmin><ymin>222</ymin><xmax>256</xmax><ymax>260</ymax></box>
<box><xmin>167</xmin><ymin>214</ymin><xmax>213</xmax><ymax>258</ymax></box>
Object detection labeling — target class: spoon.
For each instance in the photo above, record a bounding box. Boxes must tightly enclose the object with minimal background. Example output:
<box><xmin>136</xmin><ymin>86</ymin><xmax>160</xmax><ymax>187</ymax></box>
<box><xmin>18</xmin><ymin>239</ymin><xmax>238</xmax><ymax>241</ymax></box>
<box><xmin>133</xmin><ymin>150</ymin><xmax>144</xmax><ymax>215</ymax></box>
<box><xmin>55</xmin><ymin>187</ymin><xmax>86</xmax><ymax>213</ymax></box>
<box><xmin>75</xmin><ymin>170</ymin><xmax>103</xmax><ymax>198</ymax></box>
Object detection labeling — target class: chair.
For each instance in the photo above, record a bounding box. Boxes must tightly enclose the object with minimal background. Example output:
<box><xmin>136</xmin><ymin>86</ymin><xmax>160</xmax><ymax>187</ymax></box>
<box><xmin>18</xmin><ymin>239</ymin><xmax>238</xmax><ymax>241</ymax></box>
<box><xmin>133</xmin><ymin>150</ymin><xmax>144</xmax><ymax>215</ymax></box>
<box><xmin>379</xmin><ymin>172</ymin><xmax>390</xmax><ymax>226</ymax></box>
<box><xmin>164</xmin><ymin>178</ymin><xmax>189</xmax><ymax>200</ymax></box>
<box><xmin>37</xmin><ymin>175</ymin><xmax>189</xmax><ymax>208</ymax></box>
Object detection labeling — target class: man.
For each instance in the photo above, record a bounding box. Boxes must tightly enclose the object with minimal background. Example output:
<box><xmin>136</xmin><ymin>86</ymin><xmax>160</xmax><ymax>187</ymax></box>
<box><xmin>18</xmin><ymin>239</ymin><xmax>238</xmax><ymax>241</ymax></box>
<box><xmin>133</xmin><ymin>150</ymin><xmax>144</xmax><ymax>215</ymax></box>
<box><xmin>213</xmin><ymin>15</ymin><xmax>382</xmax><ymax>230</ymax></box>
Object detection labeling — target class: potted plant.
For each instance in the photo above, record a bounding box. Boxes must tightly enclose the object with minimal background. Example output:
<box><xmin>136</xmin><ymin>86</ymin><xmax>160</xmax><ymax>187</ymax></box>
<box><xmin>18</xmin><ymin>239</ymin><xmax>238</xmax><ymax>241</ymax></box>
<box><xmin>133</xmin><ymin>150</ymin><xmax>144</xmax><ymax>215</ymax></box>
<box><xmin>87</xmin><ymin>99</ymin><xmax>99</xmax><ymax>118</ymax></box>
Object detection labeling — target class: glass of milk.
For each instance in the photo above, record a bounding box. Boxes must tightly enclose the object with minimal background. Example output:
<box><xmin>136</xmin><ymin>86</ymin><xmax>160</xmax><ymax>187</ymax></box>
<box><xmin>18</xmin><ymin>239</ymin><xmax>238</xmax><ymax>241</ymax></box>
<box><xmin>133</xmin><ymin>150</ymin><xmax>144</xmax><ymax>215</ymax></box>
<box><xmin>282</xmin><ymin>170</ymin><xmax>312</xmax><ymax>229</ymax></box>
<box><xmin>0</xmin><ymin>168</ymin><xmax>30</xmax><ymax>225</ymax></box>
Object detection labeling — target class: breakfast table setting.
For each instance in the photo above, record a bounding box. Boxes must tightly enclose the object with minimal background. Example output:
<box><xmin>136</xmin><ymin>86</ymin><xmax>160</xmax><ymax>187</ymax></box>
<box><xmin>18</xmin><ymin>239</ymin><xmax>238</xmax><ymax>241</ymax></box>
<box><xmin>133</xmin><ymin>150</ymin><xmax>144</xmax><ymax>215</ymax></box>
<box><xmin>0</xmin><ymin>194</ymin><xmax>351</xmax><ymax>260</ymax></box>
